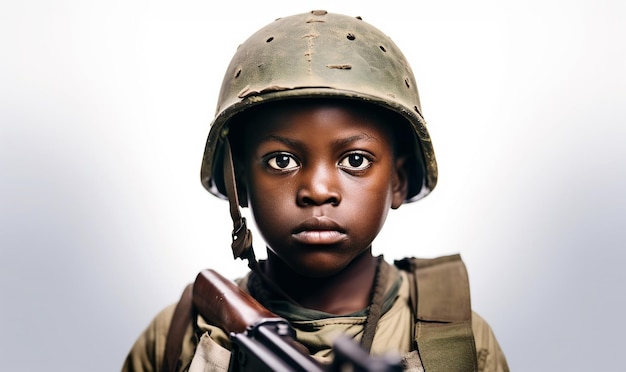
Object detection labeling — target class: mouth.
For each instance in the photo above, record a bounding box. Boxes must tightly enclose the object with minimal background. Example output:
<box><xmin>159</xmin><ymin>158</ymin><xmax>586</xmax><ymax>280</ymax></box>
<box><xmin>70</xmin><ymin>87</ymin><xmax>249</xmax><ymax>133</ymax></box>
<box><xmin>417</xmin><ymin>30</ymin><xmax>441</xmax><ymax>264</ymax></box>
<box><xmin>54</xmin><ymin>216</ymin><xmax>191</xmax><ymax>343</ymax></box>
<box><xmin>292</xmin><ymin>216</ymin><xmax>347</xmax><ymax>245</ymax></box>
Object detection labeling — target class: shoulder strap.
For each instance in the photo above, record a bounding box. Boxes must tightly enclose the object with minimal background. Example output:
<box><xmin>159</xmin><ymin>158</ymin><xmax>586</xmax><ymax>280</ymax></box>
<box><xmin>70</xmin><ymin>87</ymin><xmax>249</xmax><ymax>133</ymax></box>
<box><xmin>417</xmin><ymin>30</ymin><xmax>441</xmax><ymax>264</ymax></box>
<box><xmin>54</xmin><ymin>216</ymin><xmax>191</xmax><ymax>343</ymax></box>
<box><xmin>162</xmin><ymin>283</ymin><xmax>194</xmax><ymax>372</ymax></box>
<box><xmin>395</xmin><ymin>254</ymin><xmax>478</xmax><ymax>372</ymax></box>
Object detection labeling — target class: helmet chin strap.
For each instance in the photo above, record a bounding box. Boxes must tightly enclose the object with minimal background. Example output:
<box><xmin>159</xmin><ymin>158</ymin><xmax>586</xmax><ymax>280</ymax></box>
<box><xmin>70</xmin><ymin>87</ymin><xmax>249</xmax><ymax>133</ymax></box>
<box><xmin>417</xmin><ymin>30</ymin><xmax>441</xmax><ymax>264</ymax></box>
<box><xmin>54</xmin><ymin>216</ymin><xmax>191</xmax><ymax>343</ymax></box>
<box><xmin>222</xmin><ymin>137</ymin><xmax>255</xmax><ymax>264</ymax></box>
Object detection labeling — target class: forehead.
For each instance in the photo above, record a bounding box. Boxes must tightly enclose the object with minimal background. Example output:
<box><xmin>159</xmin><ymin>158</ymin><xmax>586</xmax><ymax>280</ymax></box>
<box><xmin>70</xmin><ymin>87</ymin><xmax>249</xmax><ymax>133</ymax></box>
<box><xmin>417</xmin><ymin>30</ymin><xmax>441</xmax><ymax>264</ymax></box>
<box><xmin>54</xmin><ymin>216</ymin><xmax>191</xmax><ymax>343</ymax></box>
<box><xmin>236</xmin><ymin>99</ymin><xmax>397</xmax><ymax>143</ymax></box>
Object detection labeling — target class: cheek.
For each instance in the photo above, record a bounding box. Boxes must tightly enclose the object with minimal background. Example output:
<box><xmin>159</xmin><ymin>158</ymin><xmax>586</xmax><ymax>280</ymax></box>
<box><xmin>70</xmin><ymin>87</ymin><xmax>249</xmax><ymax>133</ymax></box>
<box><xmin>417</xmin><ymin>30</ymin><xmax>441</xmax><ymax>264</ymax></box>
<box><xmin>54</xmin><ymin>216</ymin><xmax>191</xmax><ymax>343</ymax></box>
<box><xmin>359</xmin><ymin>191</ymin><xmax>391</xmax><ymax>228</ymax></box>
<box><xmin>343</xmin><ymin>172</ymin><xmax>394</xmax><ymax>229</ymax></box>
<box><xmin>354</xmin><ymin>169</ymin><xmax>395</xmax><ymax>205</ymax></box>
<box><xmin>246</xmin><ymin>170</ymin><xmax>295</xmax><ymax>226</ymax></box>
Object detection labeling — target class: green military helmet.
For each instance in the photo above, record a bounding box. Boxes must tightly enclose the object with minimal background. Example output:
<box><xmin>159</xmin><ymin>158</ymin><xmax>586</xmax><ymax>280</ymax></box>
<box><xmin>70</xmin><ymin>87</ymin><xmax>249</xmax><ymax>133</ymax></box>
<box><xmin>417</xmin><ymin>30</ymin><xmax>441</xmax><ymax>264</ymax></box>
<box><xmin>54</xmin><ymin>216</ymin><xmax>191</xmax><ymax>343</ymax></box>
<box><xmin>201</xmin><ymin>10</ymin><xmax>437</xmax><ymax>203</ymax></box>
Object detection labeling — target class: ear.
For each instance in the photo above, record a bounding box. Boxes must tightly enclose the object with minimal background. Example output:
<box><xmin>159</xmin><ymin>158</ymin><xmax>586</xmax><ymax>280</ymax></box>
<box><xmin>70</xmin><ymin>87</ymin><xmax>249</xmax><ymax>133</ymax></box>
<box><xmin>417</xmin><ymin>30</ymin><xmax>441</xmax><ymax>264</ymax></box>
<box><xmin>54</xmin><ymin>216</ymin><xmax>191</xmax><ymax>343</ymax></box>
<box><xmin>391</xmin><ymin>156</ymin><xmax>409</xmax><ymax>209</ymax></box>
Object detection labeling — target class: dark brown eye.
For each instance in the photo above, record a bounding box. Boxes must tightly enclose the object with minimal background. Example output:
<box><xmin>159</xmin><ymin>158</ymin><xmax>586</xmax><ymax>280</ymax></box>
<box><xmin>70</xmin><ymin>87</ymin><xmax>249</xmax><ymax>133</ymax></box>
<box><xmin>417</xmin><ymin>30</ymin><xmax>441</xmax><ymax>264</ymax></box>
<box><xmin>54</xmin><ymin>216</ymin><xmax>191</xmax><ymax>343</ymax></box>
<box><xmin>339</xmin><ymin>153</ymin><xmax>371</xmax><ymax>170</ymax></box>
<box><xmin>267</xmin><ymin>154</ymin><xmax>299</xmax><ymax>170</ymax></box>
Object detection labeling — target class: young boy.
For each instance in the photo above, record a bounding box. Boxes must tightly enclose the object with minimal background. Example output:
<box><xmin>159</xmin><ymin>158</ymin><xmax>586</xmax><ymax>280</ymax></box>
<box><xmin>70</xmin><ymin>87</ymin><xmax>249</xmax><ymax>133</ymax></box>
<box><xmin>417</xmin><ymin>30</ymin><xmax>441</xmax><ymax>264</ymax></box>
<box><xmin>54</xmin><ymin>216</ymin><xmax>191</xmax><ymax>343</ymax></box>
<box><xmin>123</xmin><ymin>10</ymin><xmax>509</xmax><ymax>372</ymax></box>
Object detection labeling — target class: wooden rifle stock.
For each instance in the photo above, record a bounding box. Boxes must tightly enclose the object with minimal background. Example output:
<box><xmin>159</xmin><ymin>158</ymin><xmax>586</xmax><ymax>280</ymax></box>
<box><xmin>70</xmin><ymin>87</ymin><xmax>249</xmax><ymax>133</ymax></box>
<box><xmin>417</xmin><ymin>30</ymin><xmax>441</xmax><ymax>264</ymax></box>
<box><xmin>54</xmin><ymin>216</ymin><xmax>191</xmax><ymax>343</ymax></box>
<box><xmin>192</xmin><ymin>269</ymin><xmax>278</xmax><ymax>334</ymax></box>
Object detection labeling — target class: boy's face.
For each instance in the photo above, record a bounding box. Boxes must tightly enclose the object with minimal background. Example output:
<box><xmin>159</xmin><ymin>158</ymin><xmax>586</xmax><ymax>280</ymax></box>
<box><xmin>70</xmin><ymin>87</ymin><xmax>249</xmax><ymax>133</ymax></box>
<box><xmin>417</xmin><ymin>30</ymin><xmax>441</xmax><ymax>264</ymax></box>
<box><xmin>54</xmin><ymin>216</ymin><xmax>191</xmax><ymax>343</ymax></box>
<box><xmin>240</xmin><ymin>101</ymin><xmax>408</xmax><ymax>278</ymax></box>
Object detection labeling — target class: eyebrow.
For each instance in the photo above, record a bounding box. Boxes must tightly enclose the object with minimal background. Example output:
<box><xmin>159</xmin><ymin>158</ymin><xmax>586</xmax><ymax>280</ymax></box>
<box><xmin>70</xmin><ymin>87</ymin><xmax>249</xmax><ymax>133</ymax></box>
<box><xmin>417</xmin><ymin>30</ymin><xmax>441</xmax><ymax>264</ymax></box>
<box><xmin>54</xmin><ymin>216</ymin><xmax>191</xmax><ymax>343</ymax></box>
<box><xmin>333</xmin><ymin>133</ymin><xmax>378</xmax><ymax>148</ymax></box>
<box><xmin>259</xmin><ymin>135</ymin><xmax>302</xmax><ymax>148</ymax></box>
<box><xmin>260</xmin><ymin>133</ymin><xmax>379</xmax><ymax>149</ymax></box>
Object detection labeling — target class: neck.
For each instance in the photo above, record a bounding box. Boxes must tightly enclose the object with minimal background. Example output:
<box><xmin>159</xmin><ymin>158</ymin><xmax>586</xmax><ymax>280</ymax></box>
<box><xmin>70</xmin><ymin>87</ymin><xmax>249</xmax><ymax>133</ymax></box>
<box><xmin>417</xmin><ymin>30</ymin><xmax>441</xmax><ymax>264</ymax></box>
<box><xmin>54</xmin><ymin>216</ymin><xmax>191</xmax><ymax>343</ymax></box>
<box><xmin>264</xmin><ymin>249</ymin><xmax>379</xmax><ymax>315</ymax></box>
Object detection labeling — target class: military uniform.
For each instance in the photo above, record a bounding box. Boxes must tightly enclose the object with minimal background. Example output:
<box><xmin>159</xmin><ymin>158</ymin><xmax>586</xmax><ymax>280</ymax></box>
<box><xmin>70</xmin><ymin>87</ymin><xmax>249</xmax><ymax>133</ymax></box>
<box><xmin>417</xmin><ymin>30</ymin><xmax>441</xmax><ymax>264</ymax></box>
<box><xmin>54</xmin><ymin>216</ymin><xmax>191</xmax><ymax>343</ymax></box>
<box><xmin>123</xmin><ymin>259</ymin><xmax>508</xmax><ymax>372</ymax></box>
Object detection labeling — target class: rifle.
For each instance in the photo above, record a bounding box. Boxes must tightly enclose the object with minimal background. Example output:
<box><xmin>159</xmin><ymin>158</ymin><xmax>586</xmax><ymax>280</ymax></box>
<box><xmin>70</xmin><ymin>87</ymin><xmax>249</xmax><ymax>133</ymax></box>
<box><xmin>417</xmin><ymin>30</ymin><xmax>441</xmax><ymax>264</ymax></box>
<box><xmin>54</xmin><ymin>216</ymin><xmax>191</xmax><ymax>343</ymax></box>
<box><xmin>192</xmin><ymin>269</ymin><xmax>403</xmax><ymax>372</ymax></box>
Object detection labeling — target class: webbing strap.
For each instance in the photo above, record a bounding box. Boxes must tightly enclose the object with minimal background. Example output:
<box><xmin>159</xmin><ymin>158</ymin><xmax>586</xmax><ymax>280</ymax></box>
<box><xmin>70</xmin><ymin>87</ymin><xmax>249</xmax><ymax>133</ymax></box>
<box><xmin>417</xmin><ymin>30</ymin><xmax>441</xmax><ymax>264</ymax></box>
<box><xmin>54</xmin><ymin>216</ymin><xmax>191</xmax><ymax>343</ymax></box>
<box><xmin>414</xmin><ymin>255</ymin><xmax>472</xmax><ymax>322</ymax></box>
<box><xmin>162</xmin><ymin>283</ymin><xmax>194</xmax><ymax>372</ymax></box>
<box><xmin>396</xmin><ymin>254</ymin><xmax>478</xmax><ymax>372</ymax></box>
<box><xmin>416</xmin><ymin>321</ymin><xmax>477</xmax><ymax>372</ymax></box>
<box><xmin>360</xmin><ymin>255</ymin><xmax>389</xmax><ymax>353</ymax></box>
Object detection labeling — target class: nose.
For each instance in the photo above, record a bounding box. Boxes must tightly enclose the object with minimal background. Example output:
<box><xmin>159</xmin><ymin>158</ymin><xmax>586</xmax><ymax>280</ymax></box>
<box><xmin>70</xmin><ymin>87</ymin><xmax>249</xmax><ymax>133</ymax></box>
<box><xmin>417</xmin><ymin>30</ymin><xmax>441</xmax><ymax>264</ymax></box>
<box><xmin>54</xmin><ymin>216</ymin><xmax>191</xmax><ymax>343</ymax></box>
<box><xmin>296</xmin><ymin>164</ymin><xmax>341</xmax><ymax>207</ymax></box>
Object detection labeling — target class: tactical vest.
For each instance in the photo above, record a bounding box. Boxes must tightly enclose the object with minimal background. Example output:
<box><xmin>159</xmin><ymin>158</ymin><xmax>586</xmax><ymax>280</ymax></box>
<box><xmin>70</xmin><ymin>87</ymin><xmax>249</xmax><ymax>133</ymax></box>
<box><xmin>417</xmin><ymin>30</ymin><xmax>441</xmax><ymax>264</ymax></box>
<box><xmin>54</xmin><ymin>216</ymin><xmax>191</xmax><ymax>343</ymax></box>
<box><xmin>162</xmin><ymin>254</ymin><xmax>477</xmax><ymax>371</ymax></box>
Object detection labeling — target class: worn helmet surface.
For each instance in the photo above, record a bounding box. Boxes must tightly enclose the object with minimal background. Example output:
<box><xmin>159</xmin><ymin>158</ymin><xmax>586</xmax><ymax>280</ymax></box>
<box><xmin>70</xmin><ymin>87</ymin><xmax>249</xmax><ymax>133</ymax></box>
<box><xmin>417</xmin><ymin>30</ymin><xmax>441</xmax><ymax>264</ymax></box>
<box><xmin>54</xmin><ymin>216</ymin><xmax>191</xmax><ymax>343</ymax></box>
<box><xmin>201</xmin><ymin>10</ymin><xmax>437</xmax><ymax>203</ymax></box>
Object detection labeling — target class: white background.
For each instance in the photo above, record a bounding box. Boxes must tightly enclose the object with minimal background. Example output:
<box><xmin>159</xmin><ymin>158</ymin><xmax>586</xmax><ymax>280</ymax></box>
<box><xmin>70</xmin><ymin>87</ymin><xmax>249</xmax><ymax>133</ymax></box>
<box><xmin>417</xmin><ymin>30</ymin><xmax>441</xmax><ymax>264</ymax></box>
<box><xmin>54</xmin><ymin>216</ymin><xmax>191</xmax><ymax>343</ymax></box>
<box><xmin>1</xmin><ymin>1</ymin><xmax>625</xmax><ymax>370</ymax></box>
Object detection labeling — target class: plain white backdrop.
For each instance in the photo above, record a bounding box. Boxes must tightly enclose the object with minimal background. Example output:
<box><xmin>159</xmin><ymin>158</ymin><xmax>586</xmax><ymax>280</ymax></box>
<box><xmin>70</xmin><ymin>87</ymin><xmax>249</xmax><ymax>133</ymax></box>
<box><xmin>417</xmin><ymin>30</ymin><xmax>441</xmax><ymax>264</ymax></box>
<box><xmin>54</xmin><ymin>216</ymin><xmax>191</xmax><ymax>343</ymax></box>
<box><xmin>1</xmin><ymin>1</ymin><xmax>625</xmax><ymax>370</ymax></box>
